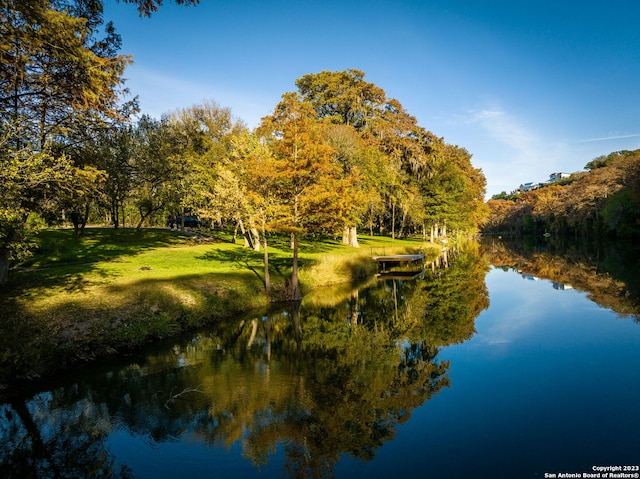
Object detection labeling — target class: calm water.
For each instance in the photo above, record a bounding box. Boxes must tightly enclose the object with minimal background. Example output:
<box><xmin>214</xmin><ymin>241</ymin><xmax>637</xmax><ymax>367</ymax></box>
<box><xmin>1</xmin><ymin>242</ymin><xmax>639</xmax><ymax>479</ymax></box>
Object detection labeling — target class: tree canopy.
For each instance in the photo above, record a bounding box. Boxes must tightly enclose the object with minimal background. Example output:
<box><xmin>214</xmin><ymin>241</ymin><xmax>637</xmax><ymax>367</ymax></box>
<box><xmin>0</xmin><ymin>0</ymin><xmax>137</xmax><ymax>283</ymax></box>
<box><xmin>119</xmin><ymin>0</ymin><xmax>199</xmax><ymax>17</ymax></box>
<box><xmin>0</xmin><ymin>0</ymin><xmax>488</xmax><ymax>287</ymax></box>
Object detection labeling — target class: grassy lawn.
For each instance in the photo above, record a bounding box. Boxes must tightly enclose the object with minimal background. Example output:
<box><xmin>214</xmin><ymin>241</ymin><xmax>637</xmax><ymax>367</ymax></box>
<box><xmin>0</xmin><ymin>227</ymin><xmax>438</xmax><ymax>382</ymax></box>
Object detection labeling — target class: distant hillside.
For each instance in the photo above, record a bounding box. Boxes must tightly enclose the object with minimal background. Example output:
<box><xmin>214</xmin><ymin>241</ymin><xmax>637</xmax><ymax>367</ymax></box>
<box><xmin>483</xmin><ymin>149</ymin><xmax>640</xmax><ymax>238</ymax></box>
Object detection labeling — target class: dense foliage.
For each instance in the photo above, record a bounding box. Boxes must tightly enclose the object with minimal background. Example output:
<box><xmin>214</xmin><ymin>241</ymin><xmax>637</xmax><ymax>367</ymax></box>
<box><xmin>1</xmin><ymin>0</ymin><xmax>135</xmax><ymax>283</ymax></box>
<box><xmin>483</xmin><ymin>149</ymin><xmax>640</xmax><ymax>239</ymax></box>
<box><xmin>0</xmin><ymin>2</ymin><xmax>488</xmax><ymax>285</ymax></box>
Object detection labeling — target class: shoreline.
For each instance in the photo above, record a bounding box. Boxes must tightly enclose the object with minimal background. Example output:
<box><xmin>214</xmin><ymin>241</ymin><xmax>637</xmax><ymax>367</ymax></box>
<box><xmin>0</xmin><ymin>227</ymin><xmax>438</xmax><ymax>385</ymax></box>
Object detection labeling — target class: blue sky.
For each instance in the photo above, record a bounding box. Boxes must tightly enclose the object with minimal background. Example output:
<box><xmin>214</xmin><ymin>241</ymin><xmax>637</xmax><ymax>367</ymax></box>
<box><xmin>103</xmin><ymin>0</ymin><xmax>640</xmax><ymax>197</ymax></box>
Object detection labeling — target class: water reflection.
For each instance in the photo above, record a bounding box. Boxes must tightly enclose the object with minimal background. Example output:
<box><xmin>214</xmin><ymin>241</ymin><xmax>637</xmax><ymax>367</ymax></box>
<box><xmin>0</xmin><ymin>245</ymin><xmax>490</xmax><ymax>478</ymax></box>
<box><xmin>482</xmin><ymin>238</ymin><xmax>640</xmax><ymax>321</ymax></box>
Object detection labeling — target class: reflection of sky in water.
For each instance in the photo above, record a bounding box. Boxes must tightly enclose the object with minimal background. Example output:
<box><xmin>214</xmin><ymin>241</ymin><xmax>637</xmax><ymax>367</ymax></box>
<box><xmin>4</xmin><ymin>264</ymin><xmax>638</xmax><ymax>479</ymax></box>
<box><xmin>473</xmin><ymin>267</ymin><xmax>597</xmax><ymax>348</ymax></box>
<box><xmin>337</xmin><ymin>266</ymin><xmax>640</xmax><ymax>479</ymax></box>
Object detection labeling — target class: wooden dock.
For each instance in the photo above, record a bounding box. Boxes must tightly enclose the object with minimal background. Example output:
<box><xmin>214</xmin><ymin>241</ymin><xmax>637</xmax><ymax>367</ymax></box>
<box><xmin>372</xmin><ymin>251</ymin><xmax>425</xmax><ymax>274</ymax></box>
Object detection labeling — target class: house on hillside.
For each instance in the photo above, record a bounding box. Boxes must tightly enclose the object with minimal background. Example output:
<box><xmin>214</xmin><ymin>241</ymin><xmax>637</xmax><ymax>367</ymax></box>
<box><xmin>549</xmin><ymin>172</ymin><xmax>571</xmax><ymax>182</ymax></box>
<box><xmin>518</xmin><ymin>182</ymin><xmax>546</xmax><ymax>192</ymax></box>
<box><xmin>513</xmin><ymin>172</ymin><xmax>570</xmax><ymax>194</ymax></box>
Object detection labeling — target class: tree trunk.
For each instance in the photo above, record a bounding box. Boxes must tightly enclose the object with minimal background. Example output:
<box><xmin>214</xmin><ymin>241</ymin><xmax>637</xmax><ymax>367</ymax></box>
<box><xmin>70</xmin><ymin>211</ymin><xmax>82</xmax><ymax>236</ymax></box>
<box><xmin>341</xmin><ymin>225</ymin><xmax>360</xmax><ymax>248</ymax></box>
<box><xmin>250</xmin><ymin>227</ymin><xmax>260</xmax><ymax>251</ymax></box>
<box><xmin>238</xmin><ymin>219</ymin><xmax>254</xmax><ymax>249</ymax></box>
<box><xmin>391</xmin><ymin>202</ymin><xmax>396</xmax><ymax>240</ymax></box>
<box><xmin>369</xmin><ymin>204</ymin><xmax>374</xmax><ymax>236</ymax></box>
<box><xmin>78</xmin><ymin>203</ymin><xmax>90</xmax><ymax>235</ymax></box>
<box><xmin>0</xmin><ymin>246</ymin><xmax>10</xmax><ymax>285</ymax></box>
<box><xmin>399</xmin><ymin>207</ymin><xmax>408</xmax><ymax>238</ymax></box>
<box><xmin>112</xmin><ymin>200</ymin><xmax>120</xmax><ymax>229</ymax></box>
<box><xmin>238</xmin><ymin>219</ymin><xmax>249</xmax><ymax>247</ymax></box>
<box><xmin>351</xmin><ymin>226</ymin><xmax>359</xmax><ymax>247</ymax></box>
<box><xmin>136</xmin><ymin>204</ymin><xmax>162</xmax><ymax>230</ymax></box>
<box><xmin>286</xmin><ymin>233</ymin><xmax>302</xmax><ymax>301</ymax></box>
<box><xmin>262</xmin><ymin>229</ymin><xmax>271</xmax><ymax>296</ymax></box>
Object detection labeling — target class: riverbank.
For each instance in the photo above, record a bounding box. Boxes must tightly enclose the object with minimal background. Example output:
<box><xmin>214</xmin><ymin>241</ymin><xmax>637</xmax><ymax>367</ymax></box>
<box><xmin>0</xmin><ymin>227</ymin><xmax>439</xmax><ymax>383</ymax></box>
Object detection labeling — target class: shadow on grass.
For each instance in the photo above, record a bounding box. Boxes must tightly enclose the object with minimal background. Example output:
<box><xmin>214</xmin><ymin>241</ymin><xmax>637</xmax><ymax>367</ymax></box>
<box><xmin>266</xmin><ymin>234</ymin><xmax>343</xmax><ymax>254</ymax></box>
<box><xmin>196</xmin><ymin>247</ymin><xmax>293</xmax><ymax>283</ymax></box>
<box><xmin>0</xmin><ymin>270</ymin><xmax>268</xmax><ymax>383</ymax></box>
<box><xmin>22</xmin><ymin>228</ymin><xmax>192</xmax><ymax>267</ymax></box>
<box><xmin>6</xmin><ymin>228</ymin><xmax>196</xmax><ymax>294</ymax></box>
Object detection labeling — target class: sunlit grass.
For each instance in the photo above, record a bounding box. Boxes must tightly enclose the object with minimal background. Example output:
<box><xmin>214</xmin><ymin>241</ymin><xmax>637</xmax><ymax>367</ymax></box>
<box><xmin>0</xmin><ymin>227</ymin><xmax>440</xmax><ymax>380</ymax></box>
<box><xmin>298</xmin><ymin>235</ymin><xmax>440</xmax><ymax>289</ymax></box>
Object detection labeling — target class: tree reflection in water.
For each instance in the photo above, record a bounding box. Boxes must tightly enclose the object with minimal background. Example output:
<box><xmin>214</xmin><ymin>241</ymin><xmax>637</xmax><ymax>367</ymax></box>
<box><xmin>0</xmin><ymin>244</ymin><xmax>490</xmax><ymax>478</ymax></box>
<box><xmin>482</xmin><ymin>238</ymin><xmax>640</xmax><ymax>322</ymax></box>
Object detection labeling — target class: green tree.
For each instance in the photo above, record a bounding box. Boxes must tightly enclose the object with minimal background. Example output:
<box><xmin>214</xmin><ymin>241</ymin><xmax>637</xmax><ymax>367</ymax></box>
<box><xmin>165</xmin><ymin>100</ymin><xmax>246</xmax><ymax>231</ymax></box>
<box><xmin>98</xmin><ymin>126</ymin><xmax>136</xmax><ymax>229</ymax></box>
<box><xmin>294</xmin><ymin>69</ymin><xmax>488</xmax><ymax>241</ymax></box>
<box><xmin>422</xmin><ymin>144</ymin><xmax>487</xmax><ymax>240</ymax></box>
<box><xmin>295</xmin><ymin>68</ymin><xmax>387</xmax><ymax>129</ymax></box>
<box><xmin>127</xmin><ymin>115</ymin><xmax>177</xmax><ymax>228</ymax></box>
<box><xmin>0</xmin><ymin>0</ymin><xmax>133</xmax><ymax>283</ymax></box>
<box><xmin>0</xmin><ymin>142</ymin><xmax>75</xmax><ymax>283</ymax></box>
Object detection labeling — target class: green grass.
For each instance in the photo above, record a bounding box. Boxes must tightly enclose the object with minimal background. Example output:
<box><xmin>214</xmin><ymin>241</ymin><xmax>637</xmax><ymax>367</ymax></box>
<box><xmin>0</xmin><ymin>227</ymin><xmax>438</xmax><ymax>382</ymax></box>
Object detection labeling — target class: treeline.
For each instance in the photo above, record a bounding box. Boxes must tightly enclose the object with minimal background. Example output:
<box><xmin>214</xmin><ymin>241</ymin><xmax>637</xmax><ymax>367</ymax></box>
<box><xmin>0</xmin><ymin>1</ymin><xmax>487</xmax><ymax>286</ymax></box>
<box><xmin>483</xmin><ymin>149</ymin><xmax>640</xmax><ymax>238</ymax></box>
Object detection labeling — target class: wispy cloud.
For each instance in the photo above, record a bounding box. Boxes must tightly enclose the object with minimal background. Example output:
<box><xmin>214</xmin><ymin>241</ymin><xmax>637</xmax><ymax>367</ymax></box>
<box><xmin>464</xmin><ymin>109</ymin><xmax>538</xmax><ymax>153</ymax></box>
<box><xmin>577</xmin><ymin>133</ymin><xmax>640</xmax><ymax>143</ymax></box>
<box><xmin>451</xmin><ymin>108</ymin><xmax>553</xmax><ymax>194</ymax></box>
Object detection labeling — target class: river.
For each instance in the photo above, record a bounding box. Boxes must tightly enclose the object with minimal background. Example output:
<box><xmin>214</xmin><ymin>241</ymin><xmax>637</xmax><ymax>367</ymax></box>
<box><xmin>1</xmin><ymin>240</ymin><xmax>639</xmax><ymax>478</ymax></box>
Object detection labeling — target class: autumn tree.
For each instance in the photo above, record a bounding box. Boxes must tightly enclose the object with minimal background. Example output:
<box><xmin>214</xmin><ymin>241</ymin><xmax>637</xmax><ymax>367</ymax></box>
<box><xmin>257</xmin><ymin>93</ymin><xmax>357</xmax><ymax>300</ymax></box>
<box><xmin>1</xmin><ymin>1</ymin><xmax>132</xmax><ymax>149</ymax></box>
<box><xmin>228</xmin><ymin>131</ymin><xmax>281</xmax><ymax>292</ymax></box>
<box><xmin>295</xmin><ymin>69</ymin><xmax>488</xmax><ymax>242</ymax></box>
<box><xmin>296</xmin><ymin>69</ymin><xmax>396</xmax><ymax>243</ymax></box>
<box><xmin>481</xmin><ymin>149</ymin><xmax>640</xmax><ymax>239</ymax></box>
